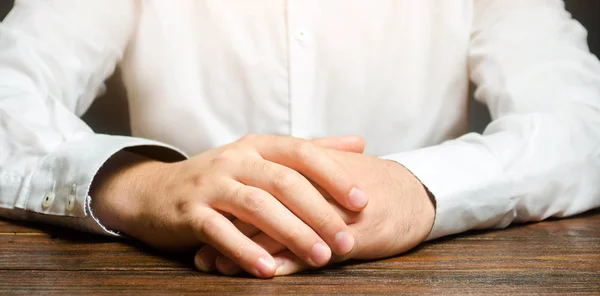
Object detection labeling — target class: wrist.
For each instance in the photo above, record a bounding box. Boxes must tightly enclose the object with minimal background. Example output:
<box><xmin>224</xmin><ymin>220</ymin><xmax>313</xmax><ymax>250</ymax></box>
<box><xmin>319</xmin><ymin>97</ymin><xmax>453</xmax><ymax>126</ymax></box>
<box><xmin>387</xmin><ymin>159</ymin><xmax>436</xmax><ymax>242</ymax></box>
<box><xmin>408</xmin><ymin>170</ymin><xmax>436</xmax><ymax>242</ymax></box>
<box><xmin>89</xmin><ymin>150</ymin><xmax>165</xmax><ymax>236</ymax></box>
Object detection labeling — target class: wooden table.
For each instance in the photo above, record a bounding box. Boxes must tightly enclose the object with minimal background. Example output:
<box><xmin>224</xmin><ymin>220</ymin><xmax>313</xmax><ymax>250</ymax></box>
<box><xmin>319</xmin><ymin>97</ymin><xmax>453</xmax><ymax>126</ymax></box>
<box><xmin>1</xmin><ymin>210</ymin><xmax>599</xmax><ymax>295</ymax></box>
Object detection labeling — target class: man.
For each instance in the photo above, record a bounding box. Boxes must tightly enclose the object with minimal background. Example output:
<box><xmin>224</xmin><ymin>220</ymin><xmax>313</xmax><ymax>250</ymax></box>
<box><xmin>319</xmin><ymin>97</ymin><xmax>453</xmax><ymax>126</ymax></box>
<box><xmin>0</xmin><ymin>0</ymin><xmax>599</xmax><ymax>278</ymax></box>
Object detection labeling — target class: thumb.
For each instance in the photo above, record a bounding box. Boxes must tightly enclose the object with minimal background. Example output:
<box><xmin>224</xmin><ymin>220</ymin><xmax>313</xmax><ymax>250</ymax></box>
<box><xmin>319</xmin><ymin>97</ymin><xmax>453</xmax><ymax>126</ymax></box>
<box><xmin>310</xmin><ymin>135</ymin><xmax>365</xmax><ymax>153</ymax></box>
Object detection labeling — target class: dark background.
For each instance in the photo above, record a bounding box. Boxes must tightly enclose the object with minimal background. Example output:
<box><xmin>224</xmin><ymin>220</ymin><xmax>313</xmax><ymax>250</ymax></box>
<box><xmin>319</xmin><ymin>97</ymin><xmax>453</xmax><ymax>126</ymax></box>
<box><xmin>0</xmin><ymin>0</ymin><xmax>598</xmax><ymax>135</ymax></box>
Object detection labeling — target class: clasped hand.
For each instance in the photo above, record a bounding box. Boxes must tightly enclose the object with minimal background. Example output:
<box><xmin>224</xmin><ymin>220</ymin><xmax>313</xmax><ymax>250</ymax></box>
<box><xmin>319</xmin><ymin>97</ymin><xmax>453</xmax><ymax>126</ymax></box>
<box><xmin>92</xmin><ymin>135</ymin><xmax>369</xmax><ymax>278</ymax></box>
<box><xmin>195</xmin><ymin>148</ymin><xmax>436</xmax><ymax>276</ymax></box>
<box><xmin>92</xmin><ymin>135</ymin><xmax>434</xmax><ymax>278</ymax></box>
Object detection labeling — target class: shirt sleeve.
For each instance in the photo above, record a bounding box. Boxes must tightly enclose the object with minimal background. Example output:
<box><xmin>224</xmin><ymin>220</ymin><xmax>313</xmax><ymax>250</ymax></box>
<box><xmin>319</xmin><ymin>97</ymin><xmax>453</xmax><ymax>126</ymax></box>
<box><xmin>382</xmin><ymin>0</ymin><xmax>600</xmax><ymax>240</ymax></box>
<box><xmin>0</xmin><ymin>0</ymin><xmax>187</xmax><ymax>235</ymax></box>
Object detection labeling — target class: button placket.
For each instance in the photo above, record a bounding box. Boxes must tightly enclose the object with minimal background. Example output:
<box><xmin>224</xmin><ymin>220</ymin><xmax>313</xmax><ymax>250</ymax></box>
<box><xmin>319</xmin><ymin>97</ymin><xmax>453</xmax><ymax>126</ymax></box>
<box><xmin>287</xmin><ymin>0</ymin><xmax>319</xmax><ymax>138</ymax></box>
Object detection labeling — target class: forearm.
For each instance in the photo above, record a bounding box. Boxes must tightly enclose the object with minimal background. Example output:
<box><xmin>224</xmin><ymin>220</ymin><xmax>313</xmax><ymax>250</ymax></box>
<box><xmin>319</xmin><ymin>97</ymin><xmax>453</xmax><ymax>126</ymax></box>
<box><xmin>89</xmin><ymin>150</ymin><xmax>165</xmax><ymax>237</ymax></box>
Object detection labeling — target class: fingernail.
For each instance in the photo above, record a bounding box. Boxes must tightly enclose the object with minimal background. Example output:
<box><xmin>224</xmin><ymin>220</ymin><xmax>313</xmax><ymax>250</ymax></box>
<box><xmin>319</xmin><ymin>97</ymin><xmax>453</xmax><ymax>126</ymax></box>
<box><xmin>256</xmin><ymin>256</ymin><xmax>276</xmax><ymax>277</ymax></box>
<box><xmin>310</xmin><ymin>242</ymin><xmax>331</xmax><ymax>266</ymax></box>
<box><xmin>348</xmin><ymin>187</ymin><xmax>368</xmax><ymax>209</ymax></box>
<box><xmin>195</xmin><ymin>254</ymin><xmax>211</xmax><ymax>272</ymax></box>
<box><xmin>334</xmin><ymin>231</ymin><xmax>354</xmax><ymax>255</ymax></box>
<box><xmin>274</xmin><ymin>257</ymin><xmax>287</xmax><ymax>275</ymax></box>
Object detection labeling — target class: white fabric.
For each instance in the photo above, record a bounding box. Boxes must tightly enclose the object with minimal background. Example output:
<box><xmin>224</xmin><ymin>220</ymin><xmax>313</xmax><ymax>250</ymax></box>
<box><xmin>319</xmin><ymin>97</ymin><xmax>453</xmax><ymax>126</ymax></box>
<box><xmin>0</xmin><ymin>0</ymin><xmax>599</xmax><ymax>239</ymax></box>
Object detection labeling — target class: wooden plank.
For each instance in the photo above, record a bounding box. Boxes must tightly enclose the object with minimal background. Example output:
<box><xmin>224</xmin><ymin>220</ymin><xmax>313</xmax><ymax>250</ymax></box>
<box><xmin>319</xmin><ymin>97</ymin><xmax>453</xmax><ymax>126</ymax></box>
<box><xmin>0</xmin><ymin>210</ymin><xmax>598</xmax><ymax>295</ymax></box>
<box><xmin>1</xmin><ymin>233</ymin><xmax>598</xmax><ymax>272</ymax></box>
<box><xmin>1</xmin><ymin>213</ymin><xmax>598</xmax><ymax>272</ymax></box>
<box><xmin>0</xmin><ymin>264</ymin><xmax>598</xmax><ymax>296</ymax></box>
<box><xmin>0</xmin><ymin>233</ymin><xmax>191</xmax><ymax>271</ymax></box>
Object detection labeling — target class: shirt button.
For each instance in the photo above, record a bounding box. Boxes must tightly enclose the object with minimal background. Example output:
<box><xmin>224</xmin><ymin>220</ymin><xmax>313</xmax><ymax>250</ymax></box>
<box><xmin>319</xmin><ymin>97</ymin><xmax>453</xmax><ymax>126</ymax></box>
<box><xmin>41</xmin><ymin>192</ymin><xmax>55</xmax><ymax>209</ymax></box>
<box><xmin>65</xmin><ymin>194</ymin><xmax>76</xmax><ymax>212</ymax></box>
<box><xmin>295</xmin><ymin>29</ymin><xmax>308</xmax><ymax>41</ymax></box>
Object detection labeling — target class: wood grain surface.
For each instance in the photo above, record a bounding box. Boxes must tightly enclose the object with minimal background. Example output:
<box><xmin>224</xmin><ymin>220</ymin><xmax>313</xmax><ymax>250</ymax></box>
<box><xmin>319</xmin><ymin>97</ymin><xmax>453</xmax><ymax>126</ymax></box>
<box><xmin>1</xmin><ymin>209</ymin><xmax>599</xmax><ymax>295</ymax></box>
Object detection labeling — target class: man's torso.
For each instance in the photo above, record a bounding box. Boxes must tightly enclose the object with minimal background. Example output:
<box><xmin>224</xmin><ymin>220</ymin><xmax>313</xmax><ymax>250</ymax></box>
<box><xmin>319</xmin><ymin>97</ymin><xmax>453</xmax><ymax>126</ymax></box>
<box><xmin>120</xmin><ymin>0</ymin><xmax>474</xmax><ymax>156</ymax></box>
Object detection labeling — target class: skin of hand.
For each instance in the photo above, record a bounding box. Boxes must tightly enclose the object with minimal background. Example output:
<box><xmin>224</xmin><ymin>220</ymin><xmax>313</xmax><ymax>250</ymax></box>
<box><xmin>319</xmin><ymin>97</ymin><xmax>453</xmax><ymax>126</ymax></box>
<box><xmin>196</xmin><ymin>150</ymin><xmax>436</xmax><ymax>276</ymax></box>
<box><xmin>90</xmin><ymin>135</ymin><xmax>369</xmax><ymax>279</ymax></box>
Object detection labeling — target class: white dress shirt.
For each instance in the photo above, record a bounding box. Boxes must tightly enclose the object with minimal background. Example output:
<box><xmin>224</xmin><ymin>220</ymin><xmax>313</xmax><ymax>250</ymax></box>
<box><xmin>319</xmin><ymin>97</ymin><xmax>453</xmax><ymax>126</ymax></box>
<box><xmin>0</xmin><ymin>0</ymin><xmax>599</xmax><ymax>240</ymax></box>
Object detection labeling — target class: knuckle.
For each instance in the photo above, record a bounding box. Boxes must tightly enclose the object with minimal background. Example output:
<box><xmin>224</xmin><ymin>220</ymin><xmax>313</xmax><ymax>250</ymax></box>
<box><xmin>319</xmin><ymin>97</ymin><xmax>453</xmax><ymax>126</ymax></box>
<box><xmin>185</xmin><ymin>172</ymin><xmax>224</xmax><ymax>194</ymax></box>
<box><xmin>272</xmin><ymin>170</ymin><xmax>301</xmax><ymax>191</ymax></box>
<box><xmin>238</xmin><ymin>134</ymin><xmax>258</xmax><ymax>143</ymax></box>
<box><xmin>231</xmin><ymin>185</ymin><xmax>246</xmax><ymax>200</ymax></box>
<box><xmin>291</xmin><ymin>139</ymin><xmax>314</xmax><ymax>160</ymax></box>
<box><xmin>231</xmin><ymin>242</ymin><xmax>248</xmax><ymax>262</ymax></box>
<box><xmin>282</xmin><ymin>226</ymin><xmax>304</xmax><ymax>246</ymax></box>
<box><xmin>188</xmin><ymin>173</ymin><xmax>209</xmax><ymax>188</ymax></box>
<box><xmin>240</xmin><ymin>188</ymin><xmax>267</xmax><ymax>215</ymax></box>
<box><xmin>314</xmin><ymin>210</ymin><xmax>334</xmax><ymax>230</ymax></box>
<box><xmin>198</xmin><ymin>214</ymin><xmax>220</xmax><ymax>240</ymax></box>
<box><xmin>176</xmin><ymin>199</ymin><xmax>196</xmax><ymax>217</ymax></box>
<box><xmin>210</xmin><ymin>150</ymin><xmax>238</xmax><ymax>168</ymax></box>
